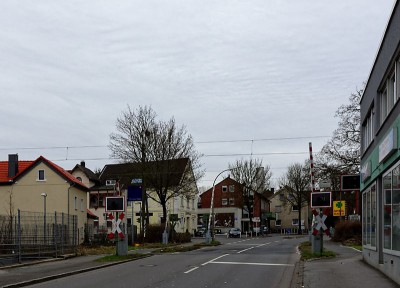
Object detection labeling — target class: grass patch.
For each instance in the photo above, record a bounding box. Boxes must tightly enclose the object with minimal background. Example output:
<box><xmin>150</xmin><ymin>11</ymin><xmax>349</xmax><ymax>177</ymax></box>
<box><xmin>152</xmin><ymin>240</ymin><xmax>221</xmax><ymax>254</ymax></box>
<box><xmin>96</xmin><ymin>253</ymin><xmax>146</xmax><ymax>262</ymax></box>
<box><xmin>299</xmin><ymin>241</ymin><xmax>336</xmax><ymax>261</ymax></box>
<box><xmin>76</xmin><ymin>245</ymin><xmax>116</xmax><ymax>256</ymax></box>
<box><xmin>350</xmin><ymin>245</ymin><xmax>362</xmax><ymax>251</ymax></box>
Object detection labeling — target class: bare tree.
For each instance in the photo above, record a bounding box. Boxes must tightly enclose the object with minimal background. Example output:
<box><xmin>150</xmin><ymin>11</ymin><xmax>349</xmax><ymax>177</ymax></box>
<box><xmin>228</xmin><ymin>158</ymin><xmax>272</xmax><ymax>231</ymax></box>
<box><xmin>279</xmin><ymin>162</ymin><xmax>310</xmax><ymax>234</ymax></box>
<box><xmin>317</xmin><ymin>86</ymin><xmax>363</xmax><ymax>176</ymax></box>
<box><xmin>109</xmin><ymin>105</ymin><xmax>203</xmax><ymax>230</ymax></box>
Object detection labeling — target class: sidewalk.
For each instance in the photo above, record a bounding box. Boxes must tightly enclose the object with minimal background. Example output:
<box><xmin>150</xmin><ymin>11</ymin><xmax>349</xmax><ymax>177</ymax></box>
<box><xmin>300</xmin><ymin>240</ymin><xmax>400</xmax><ymax>288</ymax></box>
<box><xmin>0</xmin><ymin>238</ymin><xmax>204</xmax><ymax>288</ymax></box>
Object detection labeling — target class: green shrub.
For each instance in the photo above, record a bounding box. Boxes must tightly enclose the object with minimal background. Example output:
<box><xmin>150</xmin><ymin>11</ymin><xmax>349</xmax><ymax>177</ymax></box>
<box><xmin>145</xmin><ymin>224</ymin><xmax>165</xmax><ymax>243</ymax></box>
<box><xmin>332</xmin><ymin>221</ymin><xmax>362</xmax><ymax>243</ymax></box>
<box><xmin>174</xmin><ymin>232</ymin><xmax>191</xmax><ymax>243</ymax></box>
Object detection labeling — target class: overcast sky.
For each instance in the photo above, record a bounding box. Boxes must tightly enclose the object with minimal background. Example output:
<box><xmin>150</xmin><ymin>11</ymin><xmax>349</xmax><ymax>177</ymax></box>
<box><xmin>0</xmin><ymin>1</ymin><xmax>395</xmax><ymax>189</ymax></box>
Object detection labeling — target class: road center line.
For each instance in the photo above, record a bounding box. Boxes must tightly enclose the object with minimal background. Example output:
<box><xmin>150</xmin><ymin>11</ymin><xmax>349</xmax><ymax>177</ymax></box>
<box><xmin>237</xmin><ymin>242</ymin><xmax>271</xmax><ymax>253</ymax></box>
<box><xmin>210</xmin><ymin>261</ymin><xmax>294</xmax><ymax>267</ymax></box>
<box><xmin>237</xmin><ymin>246</ymin><xmax>255</xmax><ymax>253</ymax></box>
<box><xmin>201</xmin><ymin>254</ymin><xmax>229</xmax><ymax>266</ymax></box>
<box><xmin>184</xmin><ymin>266</ymin><xmax>199</xmax><ymax>274</ymax></box>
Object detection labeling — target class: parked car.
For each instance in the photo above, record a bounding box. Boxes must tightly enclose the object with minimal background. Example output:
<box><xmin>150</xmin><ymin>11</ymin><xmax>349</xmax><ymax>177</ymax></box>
<box><xmin>228</xmin><ymin>228</ymin><xmax>241</xmax><ymax>238</ymax></box>
<box><xmin>213</xmin><ymin>228</ymin><xmax>222</xmax><ymax>235</ymax></box>
<box><xmin>195</xmin><ymin>228</ymin><xmax>206</xmax><ymax>237</ymax></box>
<box><xmin>262</xmin><ymin>226</ymin><xmax>269</xmax><ymax>234</ymax></box>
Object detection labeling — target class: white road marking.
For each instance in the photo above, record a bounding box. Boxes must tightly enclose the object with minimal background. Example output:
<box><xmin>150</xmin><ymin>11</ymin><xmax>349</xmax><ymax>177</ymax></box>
<box><xmin>237</xmin><ymin>242</ymin><xmax>271</xmax><ymax>253</ymax></box>
<box><xmin>210</xmin><ymin>261</ymin><xmax>294</xmax><ymax>267</ymax></box>
<box><xmin>237</xmin><ymin>246</ymin><xmax>255</xmax><ymax>253</ymax></box>
<box><xmin>184</xmin><ymin>266</ymin><xmax>199</xmax><ymax>274</ymax></box>
<box><xmin>201</xmin><ymin>254</ymin><xmax>229</xmax><ymax>266</ymax></box>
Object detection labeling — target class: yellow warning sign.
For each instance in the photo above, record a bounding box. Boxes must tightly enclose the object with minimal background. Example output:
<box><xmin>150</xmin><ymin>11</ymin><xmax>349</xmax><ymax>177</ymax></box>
<box><xmin>333</xmin><ymin>201</ymin><xmax>346</xmax><ymax>216</ymax></box>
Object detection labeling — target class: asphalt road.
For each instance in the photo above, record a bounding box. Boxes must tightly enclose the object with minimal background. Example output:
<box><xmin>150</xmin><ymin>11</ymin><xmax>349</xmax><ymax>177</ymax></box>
<box><xmin>25</xmin><ymin>235</ymin><xmax>305</xmax><ymax>288</ymax></box>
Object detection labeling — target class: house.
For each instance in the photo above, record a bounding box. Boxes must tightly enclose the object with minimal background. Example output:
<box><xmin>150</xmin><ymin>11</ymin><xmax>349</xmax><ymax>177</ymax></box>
<box><xmin>88</xmin><ymin>158</ymin><xmax>198</xmax><ymax>235</ymax></box>
<box><xmin>360</xmin><ymin>1</ymin><xmax>400</xmax><ymax>284</ymax></box>
<box><xmin>198</xmin><ymin>176</ymin><xmax>271</xmax><ymax>234</ymax></box>
<box><xmin>268</xmin><ymin>187</ymin><xmax>310</xmax><ymax>234</ymax></box>
<box><xmin>0</xmin><ymin>154</ymin><xmax>89</xmax><ymax>244</ymax></box>
<box><xmin>69</xmin><ymin>160</ymin><xmax>100</xmax><ymax>189</ymax></box>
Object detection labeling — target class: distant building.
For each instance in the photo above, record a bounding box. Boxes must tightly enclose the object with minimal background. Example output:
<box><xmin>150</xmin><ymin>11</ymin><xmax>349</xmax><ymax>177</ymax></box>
<box><xmin>88</xmin><ymin>158</ymin><xmax>198</xmax><ymax>235</ymax></box>
<box><xmin>198</xmin><ymin>176</ymin><xmax>271</xmax><ymax>234</ymax></box>
<box><xmin>268</xmin><ymin>187</ymin><xmax>310</xmax><ymax>234</ymax></box>
<box><xmin>360</xmin><ymin>1</ymin><xmax>400</xmax><ymax>284</ymax></box>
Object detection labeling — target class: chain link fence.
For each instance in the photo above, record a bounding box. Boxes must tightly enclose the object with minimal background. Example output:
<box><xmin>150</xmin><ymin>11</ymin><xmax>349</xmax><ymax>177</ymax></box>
<box><xmin>0</xmin><ymin>210</ymin><xmax>77</xmax><ymax>266</ymax></box>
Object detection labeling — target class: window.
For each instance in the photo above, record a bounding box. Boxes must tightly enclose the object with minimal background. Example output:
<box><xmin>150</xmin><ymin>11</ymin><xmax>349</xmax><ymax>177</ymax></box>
<box><xmin>381</xmin><ymin>88</ymin><xmax>388</xmax><ymax>124</ymax></box>
<box><xmin>90</xmin><ymin>195</ymin><xmax>98</xmax><ymax>207</ymax></box>
<box><xmin>363</xmin><ymin>184</ymin><xmax>376</xmax><ymax>248</ymax></box>
<box><xmin>222</xmin><ymin>185</ymin><xmax>228</xmax><ymax>193</ymax></box>
<box><xmin>38</xmin><ymin>169</ymin><xmax>45</xmax><ymax>181</ymax></box>
<box><xmin>292</xmin><ymin>219</ymin><xmax>299</xmax><ymax>226</ymax></box>
<box><xmin>76</xmin><ymin>177</ymin><xmax>82</xmax><ymax>182</ymax></box>
<box><xmin>381</xmin><ymin>163</ymin><xmax>400</xmax><ymax>252</ymax></box>
<box><xmin>229</xmin><ymin>185</ymin><xmax>235</xmax><ymax>192</ymax></box>
<box><xmin>98</xmin><ymin>196</ymin><xmax>104</xmax><ymax>207</ymax></box>
<box><xmin>292</xmin><ymin>205</ymin><xmax>299</xmax><ymax>211</ymax></box>
<box><xmin>80</xmin><ymin>199</ymin><xmax>84</xmax><ymax>212</ymax></box>
<box><xmin>74</xmin><ymin>196</ymin><xmax>78</xmax><ymax>210</ymax></box>
<box><xmin>380</xmin><ymin>62</ymin><xmax>400</xmax><ymax>125</ymax></box>
<box><xmin>187</xmin><ymin>198</ymin><xmax>190</xmax><ymax>209</ymax></box>
<box><xmin>275</xmin><ymin>219</ymin><xmax>281</xmax><ymax>226</ymax></box>
<box><xmin>279</xmin><ymin>194</ymin><xmax>285</xmax><ymax>201</ymax></box>
<box><xmin>229</xmin><ymin>199</ymin><xmax>235</xmax><ymax>205</ymax></box>
<box><xmin>222</xmin><ymin>199</ymin><xmax>228</xmax><ymax>206</ymax></box>
<box><xmin>362</xmin><ymin>107</ymin><xmax>374</xmax><ymax>152</ymax></box>
<box><xmin>275</xmin><ymin>205</ymin><xmax>282</xmax><ymax>213</ymax></box>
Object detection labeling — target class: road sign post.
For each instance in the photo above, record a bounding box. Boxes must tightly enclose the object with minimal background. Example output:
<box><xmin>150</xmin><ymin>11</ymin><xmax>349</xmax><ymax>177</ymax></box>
<box><xmin>310</xmin><ymin>192</ymin><xmax>332</xmax><ymax>255</ymax></box>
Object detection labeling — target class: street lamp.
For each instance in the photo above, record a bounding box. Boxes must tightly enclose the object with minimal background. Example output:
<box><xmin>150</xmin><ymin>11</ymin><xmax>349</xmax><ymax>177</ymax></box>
<box><xmin>41</xmin><ymin>193</ymin><xmax>47</xmax><ymax>245</ymax></box>
<box><xmin>205</xmin><ymin>167</ymin><xmax>240</xmax><ymax>244</ymax></box>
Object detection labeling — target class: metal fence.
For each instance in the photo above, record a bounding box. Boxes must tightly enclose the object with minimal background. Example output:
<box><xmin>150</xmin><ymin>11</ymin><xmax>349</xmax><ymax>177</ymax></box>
<box><xmin>0</xmin><ymin>210</ymin><xmax>77</xmax><ymax>265</ymax></box>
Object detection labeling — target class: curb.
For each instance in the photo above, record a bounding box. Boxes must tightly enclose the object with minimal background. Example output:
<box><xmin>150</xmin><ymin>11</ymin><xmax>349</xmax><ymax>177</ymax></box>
<box><xmin>2</xmin><ymin>254</ymin><xmax>152</xmax><ymax>288</ymax></box>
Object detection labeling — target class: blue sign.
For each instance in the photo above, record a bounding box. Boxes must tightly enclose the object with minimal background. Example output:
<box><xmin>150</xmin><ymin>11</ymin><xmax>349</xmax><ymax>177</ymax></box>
<box><xmin>127</xmin><ymin>185</ymin><xmax>142</xmax><ymax>201</ymax></box>
<box><xmin>131</xmin><ymin>178</ymin><xmax>142</xmax><ymax>184</ymax></box>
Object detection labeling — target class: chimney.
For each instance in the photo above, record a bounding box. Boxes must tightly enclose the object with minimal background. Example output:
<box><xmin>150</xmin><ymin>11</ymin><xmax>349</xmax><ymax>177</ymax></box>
<box><xmin>80</xmin><ymin>160</ymin><xmax>85</xmax><ymax>168</ymax></box>
<box><xmin>8</xmin><ymin>154</ymin><xmax>19</xmax><ymax>178</ymax></box>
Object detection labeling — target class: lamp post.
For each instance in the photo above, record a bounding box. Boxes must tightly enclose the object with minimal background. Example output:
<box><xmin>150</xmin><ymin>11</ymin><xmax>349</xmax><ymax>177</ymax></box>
<box><xmin>140</xmin><ymin>129</ymin><xmax>150</xmax><ymax>241</ymax></box>
<box><xmin>41</xmin><ymin>193</ymin><xmax>47</xmax><ymax>245</ymax></box>
<box><xmin>205</xmin><ymin>167</ymin><xmax>240</xmax><ymax>244</ymax></box>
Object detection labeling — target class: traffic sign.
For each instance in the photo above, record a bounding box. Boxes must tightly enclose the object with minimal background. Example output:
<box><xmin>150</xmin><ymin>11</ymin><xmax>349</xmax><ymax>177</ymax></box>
<box><xmin>131</xmin><ymin>178</ymin><xmax>142</xmax><ymax>184</ymax></box>
<box><xmin>107</xmin><ymin>213</ymin><xmax>125</xmax><ymax>240</ymax></box>
<box><xmin>333</xmin><ymin>201</ymin><xmax>346</xmax><ymax>216</ymax></box>
<box><xmin>311</xmin><ymin>192</ymin><xmax>332</xmax><ymax>208</ymax></box>
<box><xmin>312</xmin><ymin>209</ymin><xmax>330</xmax><ymax>236</ymax></box>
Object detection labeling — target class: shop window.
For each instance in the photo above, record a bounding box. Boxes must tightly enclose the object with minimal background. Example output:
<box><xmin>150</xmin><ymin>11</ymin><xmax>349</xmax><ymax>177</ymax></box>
<box><xmin>383</xmin><ymin>164</ymin><xmax>400</xmax><ymax>252</ymax></box>
<box><xmin>363</xmin><ymin>183</ymin><xmax>376</xmax><ymax>248</ymax></box>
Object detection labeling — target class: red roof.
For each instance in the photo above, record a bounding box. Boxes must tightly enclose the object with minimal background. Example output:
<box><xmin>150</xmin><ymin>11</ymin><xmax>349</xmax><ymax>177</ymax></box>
<box><xmin>0</xmin><ymin>160</ymin><xmax>34</xmax><ymax>182</ymax></box>
<box><xmin>0</xmin><ymin>156</ymin><xmax>88</xmax><ymax>190</ymax></box>
<box><xmin>87</xmin><ymin>209</ymin><xmax>98</xmax><ymax>218</ymax></box>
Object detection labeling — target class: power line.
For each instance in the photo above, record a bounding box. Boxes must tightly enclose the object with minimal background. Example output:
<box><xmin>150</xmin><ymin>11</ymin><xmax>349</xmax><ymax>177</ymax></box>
<box><xmin>195</xmin><ymin>135</ymin><xmax>329</xmax><ymax>144</ymax></box>
<box><xmin>0</xmin><ymin>135</ymin><xmax>329</xmax><ymax>151</ymax></box>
